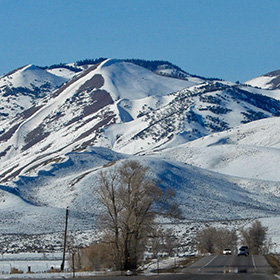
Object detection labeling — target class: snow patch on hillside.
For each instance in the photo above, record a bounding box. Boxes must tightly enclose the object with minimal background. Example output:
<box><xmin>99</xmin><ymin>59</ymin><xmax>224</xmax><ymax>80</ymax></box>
<box><xmin>246</xmin><ymin>76</ymin><xmax>275</xmax><ymax>89</ymax></box>
<box><xmin>46</xmin><ymin>67</ymin><xmax>78</xmax><ymax>80</ymax></box>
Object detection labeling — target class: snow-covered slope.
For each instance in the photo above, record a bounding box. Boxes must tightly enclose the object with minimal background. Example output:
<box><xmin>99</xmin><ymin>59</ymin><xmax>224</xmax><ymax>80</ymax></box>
<box><xmin>0</xmin><ymin>64</ymin><xmax>70</xmax><ymax>119</ymax></box>
<box><xmin>158</xmin><ymin>117</ymin><xmax>280</xmax><ymax>181</ymax></box>
<box><xmin>1</xmin><ymin>147</ymin><xmax>280</xmax><ymax>235</ymax></box>
<box><xmin>99</xmin><ymin>59</ymin><xmax>202</xmax><ymax>100</ymax></box>
<box><xmin>246</xmin><ymin>69</ymin><xmax>280</xmax><ymax>90</ymax></box>
<box><xmin>101</xmin><ymin>81</ymin><xmax>280</xmax><ymax>154</ymax></box>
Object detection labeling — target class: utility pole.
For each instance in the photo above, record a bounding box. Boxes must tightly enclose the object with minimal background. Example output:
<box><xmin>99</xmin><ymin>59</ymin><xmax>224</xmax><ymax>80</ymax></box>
<box><xmin>72</xmin><ymin>252</ymin><xmax>75</xmax><ymax>278</ymax></box>
<box><xmin>61</xmin><ymin>207</ymin><xmax>69</xmax><ymax>271</ymax></box>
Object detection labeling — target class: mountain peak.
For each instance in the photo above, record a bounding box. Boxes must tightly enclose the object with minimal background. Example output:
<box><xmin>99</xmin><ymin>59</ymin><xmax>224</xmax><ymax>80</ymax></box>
<box><xmin>22</xmin><ymin>64</ymin><xmax>40</xmax><ymax>71</ymax></box>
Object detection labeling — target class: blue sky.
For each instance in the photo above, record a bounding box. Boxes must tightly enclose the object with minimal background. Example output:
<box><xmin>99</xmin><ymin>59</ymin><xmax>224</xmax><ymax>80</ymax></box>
<box><xmin>1</xmin><ymin>0</ymin><xmax>280</xmax><ymax>82</ymax></box>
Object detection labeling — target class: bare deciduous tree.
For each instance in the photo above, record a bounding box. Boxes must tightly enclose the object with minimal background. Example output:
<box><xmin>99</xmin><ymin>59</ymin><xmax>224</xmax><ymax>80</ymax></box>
<box><xmin>147</xmin><ymin>227</ymin><xmax>165</xmax><ymax>258</ymax></box>
<box><xmin>197</xmin><ymin>227</ymin><xmax>237</xmax><ymax>254</ymax></box>
<box><xmin>215</xmin><ymin>228</ymin><xmax>238</xmax><ymax>254</ymax></box>
<box><xmin>81</xmin><ymin>242</ymin><xmax>114</xmax><ymax>271</ymax></box>
<box><xmin>241</xmin><ymin>220</ymin><xmax>267</xmax><ymax>254</ymax></box>
<box><xmin>197</xmin><ymin>227</ymin><xmax>217</xmax><ymax>254</ymax></box>
<box><xmin>95</xmin><ymin>160</ymin><xmax>181</xmax><ymax>271</ymax></box>
<box><xmin>147</xmin><ymin>227</ymin><xmax>179</xmax><ymax>258</ymax></box>
<box><xmin>97</xmin><ymin>167</ymin><xmax>123</xmax><ymax>269</ymax></box>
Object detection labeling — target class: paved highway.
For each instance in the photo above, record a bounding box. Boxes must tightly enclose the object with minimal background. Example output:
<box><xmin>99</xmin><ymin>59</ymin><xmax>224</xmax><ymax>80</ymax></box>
<box><xmin>185</xmin><ymin>254</ymin><xmax>278</xmax><ymax>279</ymax></box>
<box><xmin>188</xmin><ymin>254</ymin><xmax>273</xmax><ymax>274</ymax></box>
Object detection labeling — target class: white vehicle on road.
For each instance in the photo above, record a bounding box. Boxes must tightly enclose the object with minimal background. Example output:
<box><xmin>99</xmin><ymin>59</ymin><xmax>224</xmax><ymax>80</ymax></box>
<box><xmin>222</xmin><ymin>248</ymin><xmax>232</xmax><ymax>255</ymax></box>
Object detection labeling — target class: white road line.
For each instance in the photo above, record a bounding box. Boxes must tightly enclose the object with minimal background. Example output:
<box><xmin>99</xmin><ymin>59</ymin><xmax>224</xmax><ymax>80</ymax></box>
<box><xmin>198</xmin><ymin>255</ymin><xmax>218</xmax><ymax>271</ymax></box>
<box><xmin>252</xmin><ymin>255</ymin><xmax>257</xmax><ymax>270</ymax></box>
<box><xmin>274</xmin><ymin>275</ymin><xmax>280</xmax><ymax>279</ymax></box>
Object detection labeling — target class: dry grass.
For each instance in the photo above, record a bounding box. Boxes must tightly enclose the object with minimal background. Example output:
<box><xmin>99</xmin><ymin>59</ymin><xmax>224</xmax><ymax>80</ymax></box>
<box><xmin>265</xmin><ymin>254</ymin><xmax>280</xmax><ymax>274</ymax></box>
<box><xmin>10</xmin><ymin>267</ymin><xmax>24</xmax><ymax>274</ymax></box>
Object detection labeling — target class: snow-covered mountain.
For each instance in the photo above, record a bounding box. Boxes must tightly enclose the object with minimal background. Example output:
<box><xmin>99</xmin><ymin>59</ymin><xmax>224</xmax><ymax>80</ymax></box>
<box><xmin>0</xmin><ymin>58</ymin><xmax>280</xmax><ymax>251</ymax></box>
<box><xmin>0</xmin><ymin>59</ymin><xmax>205</xmax><ymax>184</ymax></box>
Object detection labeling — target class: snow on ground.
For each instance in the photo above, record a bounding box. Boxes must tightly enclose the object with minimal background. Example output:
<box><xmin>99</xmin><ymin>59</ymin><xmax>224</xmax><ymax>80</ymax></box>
<box><xmin>0</xmin><ymin>253</ymin><xmax>65</xmax><ymax>274</ymax></box>
<box><xmin>258</xmin><ymin>216</ymin><xmax>280</xmax><ymax>254</ymax></box>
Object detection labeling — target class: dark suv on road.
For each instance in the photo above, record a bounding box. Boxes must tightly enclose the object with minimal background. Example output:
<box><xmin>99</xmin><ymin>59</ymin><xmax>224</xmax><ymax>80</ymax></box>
<box><xmin>238</xmin><ymin>246</ymin><xmax>249</xmax><ymax>256</ymax></box>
